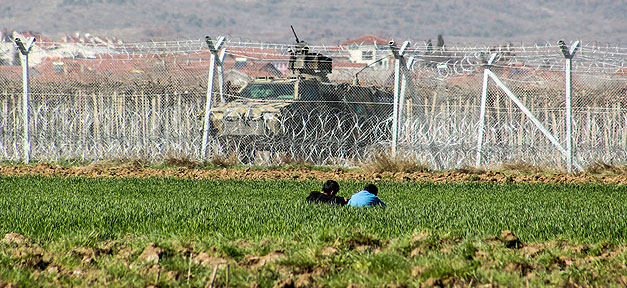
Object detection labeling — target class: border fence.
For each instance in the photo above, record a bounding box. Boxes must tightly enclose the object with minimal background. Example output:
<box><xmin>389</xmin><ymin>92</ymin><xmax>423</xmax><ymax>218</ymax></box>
<box><xmin>1</xmin><ymin>34</ymin><xmax>626</xmax><ymax>170</ymax></box>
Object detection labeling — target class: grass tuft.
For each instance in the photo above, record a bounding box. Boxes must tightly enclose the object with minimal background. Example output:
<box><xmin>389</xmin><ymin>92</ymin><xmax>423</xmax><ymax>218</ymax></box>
<box><xmin>341</xmin><ymin>229</ymin><xmax>383</xmax><ymax>249</ymax></box>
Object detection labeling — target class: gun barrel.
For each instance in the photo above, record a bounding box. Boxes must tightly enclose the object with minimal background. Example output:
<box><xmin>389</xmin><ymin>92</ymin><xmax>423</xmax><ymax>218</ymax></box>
<box><xmin>290</xmin><ymin>25</ymin><xmax>300</xmax><ymax>43</ymax></box>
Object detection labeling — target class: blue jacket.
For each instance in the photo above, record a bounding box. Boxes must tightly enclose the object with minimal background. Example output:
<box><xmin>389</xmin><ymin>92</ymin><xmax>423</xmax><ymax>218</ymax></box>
<box><xmin>347</xmin><ymin>190</ymin><xmax>386</xmax><ymax>207</ymax></box>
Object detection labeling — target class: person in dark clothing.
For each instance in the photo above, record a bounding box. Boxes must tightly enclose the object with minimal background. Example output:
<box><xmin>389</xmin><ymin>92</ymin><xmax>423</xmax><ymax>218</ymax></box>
<box><xmin>306</xmin><ymin>180</ymin><xmax>348</xmax><ymax>205</ymax></box>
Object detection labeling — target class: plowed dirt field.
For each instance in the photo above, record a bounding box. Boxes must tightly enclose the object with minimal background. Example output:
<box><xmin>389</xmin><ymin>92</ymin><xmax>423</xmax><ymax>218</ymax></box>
<box><xmin>1</xmin><ymin>161</ymin><xmax>627</xmax><ymax>185</ymax></box>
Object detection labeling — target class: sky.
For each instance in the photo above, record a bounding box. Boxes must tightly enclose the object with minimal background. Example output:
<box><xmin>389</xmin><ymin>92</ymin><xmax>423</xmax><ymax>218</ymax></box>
<box><xmin>0</xmin><ymin>0</ymin><xmax>625</xmax><ymax>44</ymax></box>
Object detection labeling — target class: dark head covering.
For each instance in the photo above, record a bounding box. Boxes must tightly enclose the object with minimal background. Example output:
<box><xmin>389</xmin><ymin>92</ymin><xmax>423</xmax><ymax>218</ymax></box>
<box><xmin>322</xmin><ymin>180</ymin><xmax>340</xmax><ymax>194</ymax></box>
<box><xmin>363</xmin><ymin>184</ymin><xmax>378</xmax><ymax>196</ymax></box>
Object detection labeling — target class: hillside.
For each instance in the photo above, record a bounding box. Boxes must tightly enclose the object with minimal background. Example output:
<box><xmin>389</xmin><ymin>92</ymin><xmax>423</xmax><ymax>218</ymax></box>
<box><xmin>1</xmin><ymin>0</ymin><xmax>625</xmax><ymax>44</ymax></box>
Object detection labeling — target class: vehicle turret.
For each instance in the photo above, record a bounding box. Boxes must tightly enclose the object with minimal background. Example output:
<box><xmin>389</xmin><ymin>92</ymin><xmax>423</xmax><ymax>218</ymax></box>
<box><xmin>287</xmin><ymin>25</ymin><xmax>332</xmax><ymax>81</ymax></box>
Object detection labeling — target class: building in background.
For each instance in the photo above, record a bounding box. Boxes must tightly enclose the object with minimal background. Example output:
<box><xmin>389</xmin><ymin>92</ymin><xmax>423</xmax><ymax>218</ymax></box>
<box><xmin>341</xmin><ymin>35</ymin><xmax>391</xmax><ymax>70</ymax></box>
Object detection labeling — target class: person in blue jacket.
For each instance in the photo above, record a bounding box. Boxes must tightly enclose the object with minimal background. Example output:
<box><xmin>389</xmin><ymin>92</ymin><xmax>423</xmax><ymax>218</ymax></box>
<box><xmin>347</xmin><ymin>184</ymin><xmax>386</xmax><ymax>207</ymax></box>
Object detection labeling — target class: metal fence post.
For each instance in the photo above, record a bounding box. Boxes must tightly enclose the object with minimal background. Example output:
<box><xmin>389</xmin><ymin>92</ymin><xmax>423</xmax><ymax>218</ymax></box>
<box><xmin>399</xmin><ymin>55</ymin><xmax>415</xmax><ymax>133</ymax></box>
<box><xmin>217</xmin><ymin>48</ymin><xmax>227</xmax><ymax>103</ymax></box>
<box><xmin>201</xmin><ymin>36</ymin><xmax>225</xmax><ymax>160</ymax></box>
<box><xmin>558</xmin><ymin>40</ymin><xmax>579</xmax><ymax>173</ymax></box>
<box><xmin>476</xmin><ymin>54</ymin><xmax>497</xmax><ymax>167</ymax></box>
<box><xmin>390</xmin><ymin>44</ymin><xmax>400</xmax><ymax>157</ymax></box>
<box><xmin>14</xmin><ymin>37</ymin><xmax>35</xmax><ymax>164</ymax></box>
<box><xmin>388</xmin><ymin>41</ymin><xmax>410</xmax><ymax>157</ymax></box>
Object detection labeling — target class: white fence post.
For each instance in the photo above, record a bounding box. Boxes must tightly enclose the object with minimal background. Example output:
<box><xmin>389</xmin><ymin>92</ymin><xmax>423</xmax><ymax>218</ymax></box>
<box><xmin>388</xmin><ymin>41</ymin><xmax>410</xmax><ymax>157</ymax></box>
<box><xmin>201</xmin><ymin>36</ymin><xmax>225</xmax><ymax>160</ymax></box>
<box><xmin>217</xmin><ymin>48</ymin><xmax>227</xmax><ymax>103</ymax></box>
<box><xmin>399</xmin><ymin>55</ymin><xmax>415</xmax><ymax>134</ymax></box>
<box><xmin>476</xmin><ymin>54</ymin><xmax>497</xmax><ymax>167</ymax></box>
<box><xmin>558</xmin><ymin>40</ymin><xmax>580</xmax><ymax>173</ymax></box>
<box><xmin>14</xmin><ymin>37</ymin><xmax>35</xmax><ymax>164</ymax></box>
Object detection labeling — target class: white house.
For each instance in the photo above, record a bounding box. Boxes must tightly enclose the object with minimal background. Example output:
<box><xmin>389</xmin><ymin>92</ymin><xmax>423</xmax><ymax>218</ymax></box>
<box><xmin>340</xmin><ymin>35</ymin><xmax>392</xmax><ymax>70</ymax></box>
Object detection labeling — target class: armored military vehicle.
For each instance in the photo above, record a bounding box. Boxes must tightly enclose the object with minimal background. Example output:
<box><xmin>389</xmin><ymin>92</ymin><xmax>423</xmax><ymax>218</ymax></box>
<box><xmin>209</xmin><ymin>27</ymin><xmax>393</xmax><ymax>162</ymax></box>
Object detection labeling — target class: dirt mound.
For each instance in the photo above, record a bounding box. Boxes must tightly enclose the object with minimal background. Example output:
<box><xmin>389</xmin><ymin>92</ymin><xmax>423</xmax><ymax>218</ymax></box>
<box><xmin>320</xmin><ymin>246</ymin><xmax>338</xmax><ymax>257</ymax></box>
<box><xmin>72</xmin><ymin>247</ymin><xmax>98</xmax><ymax>265</ymax></box>
<box><xmin>137</xmin><ymin>243</ymin><xmax>163</xmax><ymax>264</ymax></box>
<box><xmin>500</xmin><ymin>230</ymin><xmax>524</xmax><ymax>249</ymax></box>
<box><xmin>193</xmin><ymin>252</ymin><xmax>228</xmax><ymax>267</ymax></box>
<box><xmin>243</xmin><ymin>250</ymin><xmax>287</xmax><ymax>268</ymax></box>
<box><xmin>2</xmin><ymin>233</ymin><xmax>30</xmax><ymax>245</ymax></box>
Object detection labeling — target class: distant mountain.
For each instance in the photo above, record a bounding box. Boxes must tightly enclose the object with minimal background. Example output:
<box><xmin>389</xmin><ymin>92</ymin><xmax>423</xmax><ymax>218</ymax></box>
<box><xmin>1</xmin><ymin>0</ymin><xmax>625</xmax><ymax>44</ymax></box>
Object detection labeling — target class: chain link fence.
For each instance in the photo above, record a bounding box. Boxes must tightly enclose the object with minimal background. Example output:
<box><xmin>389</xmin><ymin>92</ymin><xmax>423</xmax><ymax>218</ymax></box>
<box><xmin>0</xmin><ymin>36</ymin><xmax>625</xmax><ymax>170</ymax></box>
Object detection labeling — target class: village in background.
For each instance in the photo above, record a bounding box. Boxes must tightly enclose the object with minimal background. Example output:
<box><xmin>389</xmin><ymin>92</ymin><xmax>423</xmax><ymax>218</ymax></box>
<box><xmin>0</xmin><ymin>29</ymin><xmax>410</xmax><ymax>88</ymax></box>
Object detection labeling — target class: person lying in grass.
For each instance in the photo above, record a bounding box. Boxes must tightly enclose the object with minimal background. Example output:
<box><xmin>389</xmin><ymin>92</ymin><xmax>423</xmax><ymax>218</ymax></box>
<box><xmin>306</xmin><ymin>180</ymin><xmax>349</xmax><ymax>205</ymax></box>
<box><xmin>347</xmin><ymin>184</ymin><xmax>386</xmax><ymax>207</ymax></box>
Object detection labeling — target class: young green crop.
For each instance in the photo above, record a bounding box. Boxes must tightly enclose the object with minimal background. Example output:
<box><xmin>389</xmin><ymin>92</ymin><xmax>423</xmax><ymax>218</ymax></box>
<box><xmin>1</xmin><ymin>176</ymin><xmax>627</xmax><ymax>244</ymax></box>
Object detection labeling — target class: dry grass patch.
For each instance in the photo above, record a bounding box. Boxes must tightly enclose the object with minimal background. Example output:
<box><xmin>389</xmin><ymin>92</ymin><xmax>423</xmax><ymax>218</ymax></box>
<box><xmin>361</xmin><ymin>153</ymin><xmax>430</xmax><ymax>174</ymax></box>
<box><xmin>87</xmin><ymin>158</ymin><xmax>150</xmax><ymax>169</ymax></box>
<box><xmin>163</xmin><ymin>156</ymin><xmax>200</xmax><ymax>169</ymax></box>
<box><xmin>585</xmin><ymin>161</ymin><xmax>627</xmax><ymax>175</ymax></box>
<box><xmin>451</xmin><ymin>165</ymin><xmax>486</xmax><ymax>175</ymax></box>
<box><xmin>208</xmin><ymin>152</ymin><xmax>240</xmax><ymax>168</ymax></box>
<box><xmin>498</xmin><ymin>161</ymin><xmax>548</xmax><ymax>174</ymax></box>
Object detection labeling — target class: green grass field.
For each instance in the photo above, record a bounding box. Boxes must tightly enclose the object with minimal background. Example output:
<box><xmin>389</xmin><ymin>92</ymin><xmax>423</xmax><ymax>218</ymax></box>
<box><xmin>2</xmin><ymin>176</ymin><xmax>626</xmax><ymax>243</ymax></box>
<box><xmin>2</xmin><ymin>175</ymin><xmax>627</xmax><ymax>287</ymax></box>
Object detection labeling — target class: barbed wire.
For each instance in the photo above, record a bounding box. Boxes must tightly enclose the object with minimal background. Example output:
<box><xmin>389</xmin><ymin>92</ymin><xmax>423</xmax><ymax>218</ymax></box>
<box><xmin>33</xmin><ymin>39</ymin><xmax>626</xmax><ymax>64</ymax></box>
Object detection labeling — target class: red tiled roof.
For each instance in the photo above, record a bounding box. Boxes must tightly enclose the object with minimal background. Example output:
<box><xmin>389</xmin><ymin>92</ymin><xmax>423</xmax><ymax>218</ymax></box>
<box><xmin>342</xmin><ymin>35</ymin><xmax>391</xmax><ymax>46</ymax></box>
<box><xmin>0</xmin><ymin>66</ymin><xmax>22</xmax><ymax>79</ymax></box>
<box><xmin>226</xmin><ymin>48</ymin><xmax>288</xmax><ymax>60</ymax></box>
<box><xmin>33</xmin><ymin>51</ymin><xmax>287</xmax><ymax>84</ymax></box>
<box><xmin>3</xmin><ymin>30</ymin><xmax>55</xmax><ymax>48</ymax></box>
<box><xmin>34</xmin><ymin>54</ymin><xmax>182</xmax><ymax>83</ymax></box>
<box><xmin>22</xmin><ymin>31</ymin><xmax>52</xmax><ymax>43</ymax></box>
<box><xmin>222</xmin><ymin>60</ymin><xmax>283</xmax><ymax>78</ymax></box>
<box><xmin>333</xmin><ymin>62</ymin><xmax>367</xmax><ymax>69</ymax></box>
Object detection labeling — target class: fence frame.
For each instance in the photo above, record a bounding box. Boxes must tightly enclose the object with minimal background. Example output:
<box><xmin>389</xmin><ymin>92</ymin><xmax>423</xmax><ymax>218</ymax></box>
<box><xmin>475</xmin><ymin>47</ymin><xmax>583</xmax><ymax>171</ymax></box>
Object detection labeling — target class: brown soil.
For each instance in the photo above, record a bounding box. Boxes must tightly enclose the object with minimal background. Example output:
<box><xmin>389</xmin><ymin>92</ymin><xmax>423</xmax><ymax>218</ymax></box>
<box><xmin>2</xmin><ymin>161</ymin><xmax>627</xmax><ymax>185</ymax></box>
<box><xmin>243</xmin><ymin>250</ymin><xmax>287</xmax><ymax>268</ymax></box>
<box><xmin>193</xmin><ymin>252</ymin><xmax>228</xmax><ymax>267</ymax></box>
